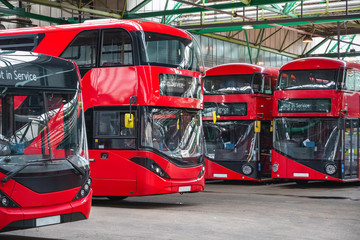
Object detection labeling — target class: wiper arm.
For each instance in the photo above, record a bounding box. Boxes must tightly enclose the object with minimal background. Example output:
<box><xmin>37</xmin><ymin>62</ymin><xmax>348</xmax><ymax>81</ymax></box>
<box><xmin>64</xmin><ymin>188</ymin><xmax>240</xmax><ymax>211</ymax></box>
<box><xmin>0</xmin><ymin>159</ymin><xmax>48</xmax><ymax>184</ymax></box>
<box><xmin>65</xmin><ymin>158</ymin><xmax>85</xmax><ymax>176</ymax></box>
<box><xmin>0</xmin><ymin>157</ymin><xmax>85</xmax><ymax>184</ymax></box>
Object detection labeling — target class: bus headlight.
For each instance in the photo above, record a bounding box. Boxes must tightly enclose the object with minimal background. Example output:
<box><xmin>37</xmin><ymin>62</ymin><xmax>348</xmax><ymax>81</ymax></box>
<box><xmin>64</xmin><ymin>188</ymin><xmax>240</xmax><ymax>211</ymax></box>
<box><xmin>0</xmin><ymin>190</ymin><xmax>19</xmax><ymax>207</ymax></box>
<box><xmin>130</xmin><ymin>157</ymin><xmax>170</xmax><ymax>179</ymax></box>
<box><xmin>325</xmin><ymin>163</ymin><xmax>337</xmax><ymax>175</ymax></box>
<box><xmin>73</xmin><ymin>177</ymin><xmax>92</xmax><ymax>200</ymax></box>
<box><xmin>242</xmin><ymin>165</ymin><xmax>253</xmax><ymax>175</ymax></box>
<box><xmin>272</xmin><ymin>163</ymin><xmax>279</xmax><ymax>173</ymax></box>
<box><xmin>198</xmin><ymin>165</ymin><xmax>205</xmax><ymax>178</ymax></box>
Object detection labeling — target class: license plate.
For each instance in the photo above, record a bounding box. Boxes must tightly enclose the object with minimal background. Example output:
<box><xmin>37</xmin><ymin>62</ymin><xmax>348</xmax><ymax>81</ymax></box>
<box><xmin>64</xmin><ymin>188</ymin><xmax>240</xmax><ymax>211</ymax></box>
<box><xmin>36</xmin><ymin>215</ymin><xmax>61</xmax><ymax>227</ymax></box>
<box><xmin>293</xmin><ymin>173</ymin><xmax>309</xmax><ymax>177</ymax></box>
<box><xmin>179</xmin><ymin>186</ymin><xmax>191</xmax><ymax>192</ymax></box>
<box><xmin>213</xmin><ymin>173</ymin><xmax>228</xmax><ymax>178</ymax></box>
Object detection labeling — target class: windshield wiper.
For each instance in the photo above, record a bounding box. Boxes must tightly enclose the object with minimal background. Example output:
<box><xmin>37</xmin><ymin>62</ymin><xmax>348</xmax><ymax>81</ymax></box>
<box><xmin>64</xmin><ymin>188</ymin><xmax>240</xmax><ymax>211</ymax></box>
<box><xmin>0</xmin><ymin>159</ymin><xmax>51</xmax><ymax>184</ymax></box>
<box><xmin>64</xmin><ymin>158</ymin><xmax>85</xmax><ymax>176</ymax></box>
<box><xmin>1</xmin><ymin>157</ymin><xmax>85</xmax><ymax>184</ymax></box>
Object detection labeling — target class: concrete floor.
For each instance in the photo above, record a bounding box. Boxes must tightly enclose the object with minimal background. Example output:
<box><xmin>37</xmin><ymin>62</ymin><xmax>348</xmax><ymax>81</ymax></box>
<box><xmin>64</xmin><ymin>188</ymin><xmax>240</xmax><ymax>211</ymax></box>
<box><xmin>1</xmin><ymin>181</ymin><xmax>360</xmax><ymax>240</ymax></box>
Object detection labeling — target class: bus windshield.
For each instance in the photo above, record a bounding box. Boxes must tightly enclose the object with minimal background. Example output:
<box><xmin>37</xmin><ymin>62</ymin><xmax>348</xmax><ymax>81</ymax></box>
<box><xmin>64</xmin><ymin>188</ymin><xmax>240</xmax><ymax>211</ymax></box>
<box><xmin>141</xmin><ymin>107</ymin><xmax>203</xmax><ymax>165</ymax></box>
<box><xmin>0</xmin><ymin>51</ymin><xmax>88</xmax><ymax>176</ymax></box>
<box><xmin>273</xmin><ymin>118</ymin><xmax>340</xmax><ymax>161</ymax></box>
<box><xmin>137</xmin><ymin>31</ymin><xmax>202</xmax><ymax>72</ymax></box>
<box><xmin>0</xmin><ymin>90</ymin><xmax>89</xmax><ymax>174</ymax></box>
<box><xmin>277</xmin><ymin>69</ymin><xmax>339</xmax><ymax>90</ymax></box>
<box><xmin>204</xmin><ymin>74</ymin><xmax>271</xmax><ymax>95</ymax></box>
<box><xmin>203</xmin><ymin>121</ymin><xmax>256</xmax><ymax>161</ymax></box>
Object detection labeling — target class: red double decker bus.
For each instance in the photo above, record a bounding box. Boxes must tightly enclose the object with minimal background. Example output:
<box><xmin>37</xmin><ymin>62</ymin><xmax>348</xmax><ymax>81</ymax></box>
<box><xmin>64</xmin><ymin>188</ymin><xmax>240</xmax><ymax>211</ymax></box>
<box><xmin>0</xmin><ymin>51</ymin><xmax>91</xmax><ymax>232</ymax></box>
<box><xmin>272</xmin><ymin>57</ymin><xmax>360</xmax><ymax>182</ymax></box>
<box><xmin>0</xmin><ymin>19</ymin><xmax>205</xmax><ymax>198</ymax></box>
<box><xmin>203</xmin><ymin>63</ymin><xmax>278</xmax><ymax>180</ymax></box>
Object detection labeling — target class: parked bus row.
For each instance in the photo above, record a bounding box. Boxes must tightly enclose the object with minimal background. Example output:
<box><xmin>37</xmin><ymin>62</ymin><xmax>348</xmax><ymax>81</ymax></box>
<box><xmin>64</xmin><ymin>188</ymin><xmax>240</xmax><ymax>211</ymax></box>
<box><xmin>203</xmin><ymin>58</ymin><xmax>360</xmax><ymax>184</ymax></box>
<box><xmin>0</xmin><ymin>19</ymin><xmax>359</xmax><ymax>232</ymax></box>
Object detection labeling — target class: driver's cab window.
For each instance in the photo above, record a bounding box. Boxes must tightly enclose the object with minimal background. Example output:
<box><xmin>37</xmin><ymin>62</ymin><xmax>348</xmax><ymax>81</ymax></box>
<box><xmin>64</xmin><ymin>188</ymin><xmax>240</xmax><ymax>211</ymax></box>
<box><xmin>345</xmin><ymin>69</ymin><xmax>355</xmax><ymax>91</ymax></box>
<box><xmin>94</xmin><ymin>111</ymin><xmax>136</xmax><ymax>149</ymax></box>
<box><xmin>252</xmin><ymin>74</ymin><xmax>262</xmax><ymax>94</ymax></box>
<box><xmin>253</xmin><ymin>74</ymin><xmax>270</xmax><ymax>94</ymax></box>
<box><xmin>264</xmin><ymin>75</ymin><xmax>272</xmax><ymax>94</ymax></box>
<box><xmin>355</xmin><ymin>71</ymin><xmax>360</xmax><ymax>92</ymax></box>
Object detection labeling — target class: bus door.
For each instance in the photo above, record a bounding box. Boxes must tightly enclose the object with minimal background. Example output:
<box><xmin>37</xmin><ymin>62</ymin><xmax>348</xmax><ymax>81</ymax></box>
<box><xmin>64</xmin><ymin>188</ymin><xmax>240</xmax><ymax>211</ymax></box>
<box><xmin>91</xmin><ymin>109</ymin><xmax>137</xmax><ymax>192</ymax></box>
<box><xmin>259</xmin><ymin>121</ymin><xmax>272</xmax><ymax>178</ymax></box>
<box><xmin>344</xmin><ymin>119</ymin><xmax>359</xmax><ymax>179</ymax></box>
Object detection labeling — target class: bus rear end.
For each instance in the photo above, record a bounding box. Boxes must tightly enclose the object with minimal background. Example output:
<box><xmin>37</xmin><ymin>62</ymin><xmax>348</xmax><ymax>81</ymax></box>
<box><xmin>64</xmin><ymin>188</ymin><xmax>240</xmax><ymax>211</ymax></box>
<box><xmin>272</xmin><ymin>57</ymin><xmax>360</xmax><ymax>182</ymax></box>
<box><xmin>0</xmin><ymin>51</ymin><xmax>91</xmax><ymax>232</ymax></box>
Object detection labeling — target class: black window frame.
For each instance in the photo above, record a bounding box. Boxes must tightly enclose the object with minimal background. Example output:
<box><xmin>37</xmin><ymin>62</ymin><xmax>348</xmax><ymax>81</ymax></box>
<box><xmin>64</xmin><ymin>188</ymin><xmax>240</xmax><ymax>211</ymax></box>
<box><xmin>91</xmin><ymin>108</ymin><xmax>137</xmax><ymax>150</ymax></box>
<box><xmin>60</xmin><ymin>28</ymin><xmax>135</xmax><ymax>77</ymax></box>
<box><xmin>0</xmin><ymin>33</ymin><xmax>45</xmax><ymax>51</ymax></box>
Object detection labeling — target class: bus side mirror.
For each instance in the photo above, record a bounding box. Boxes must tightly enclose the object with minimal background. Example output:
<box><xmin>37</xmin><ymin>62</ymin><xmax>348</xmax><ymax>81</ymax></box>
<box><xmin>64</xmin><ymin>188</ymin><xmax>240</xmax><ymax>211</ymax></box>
<box><xmin>255</xmin><ymin>120</ymin><xmax>261</xmax><ymax>133</ymax></box>
<box><xmin>125</xmin><ymin>113</ymin><xmax>134</xmax><ymax>129</ymax></box>
<box><xmin>212</xmin><ymin>111</ymin><xmax>220</xmax><ymax>124</ymax></box>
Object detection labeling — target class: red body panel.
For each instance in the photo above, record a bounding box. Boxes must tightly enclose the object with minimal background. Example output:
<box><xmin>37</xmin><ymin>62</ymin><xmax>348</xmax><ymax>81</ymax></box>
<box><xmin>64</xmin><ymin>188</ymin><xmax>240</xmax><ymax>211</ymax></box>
<box><xmin>273</xmin><ymin>90</ymin><xmax>360</xmax><ymax>118</ymax></box>
<box><xmin>203</xmin><ymin>94</ymin><xmax>273</xmax><ymax>121</ymax></box>
<box><xmin>204</xmin><ymin>63</ymin><xmax>278</xmax><ymax>181</ymax></box>
<box><xmin>280</xmin><ymin>57</ymin><xmax>358</xmax><ymax>71</ymax></box>
<box><xmin>204</xmin><ymin>158</ymin><xmax>259</xmax><ymax>181</ymax></box>
<box><xmin>271</xmin><ymin>151</ymin><xmax>341</xmax><ymax>181</ymax></box>
<box><xmin>0</xmin><ymin>172</ymin><xmax>92</xmax><ymax>231</ymax></box>
<box><xmin>90</xmin><ymin>150</ymin><xmax>204</xmax><ymax>196</ymax></box>
<box><xmin>81</xmin><ymin>66</ymin><xmax>201</xmax><ymax>111</ymax></box>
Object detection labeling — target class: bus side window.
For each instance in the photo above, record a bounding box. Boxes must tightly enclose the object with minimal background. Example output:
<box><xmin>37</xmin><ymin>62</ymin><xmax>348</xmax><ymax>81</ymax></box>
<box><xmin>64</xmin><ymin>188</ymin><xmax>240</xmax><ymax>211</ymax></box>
<box><xmin>60</xmin><ymin>30</ymin><xmax>99</xmax><ymax>76</ymax></box>
<box><xmin>100</xmin><ymin>29</ymin><xmax>133</xmax><ymax>67</ymax></box>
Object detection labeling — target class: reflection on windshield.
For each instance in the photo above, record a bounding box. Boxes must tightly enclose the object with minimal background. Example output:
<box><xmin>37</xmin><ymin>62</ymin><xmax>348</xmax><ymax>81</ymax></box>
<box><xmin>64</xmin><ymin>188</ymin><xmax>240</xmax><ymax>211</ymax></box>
<box><xmin>277</xmin><ymin>69</ymin><xmax>339</xmax><ymax>90</ymax></box>
<box><xmin>141</xmin><ymin>107</ymin><xmax>203</xmax><ymax>165</ymax></box>
<box><xmin>0</xmin><ymin>90</ymin><xmax>89</xmax><ymax>173</ymax></box>
<box><xmin>204</xmin><ymin>75</ymin><xmax>252</xmax><ymax>95</ymax></box>
<box><xmin>137</xmin><ymin>31</ymin><xmax>202</xmax><ymax>72</ymax></box>
<box><xmin>203</xmin><ymin>121</ymin><xmax>256</xmax><ymax>161</ymax></box>
<box><xmin>273</xmin><ymin>118</ymin><xmax>340</xmax><ymax>161</ymax></box>
<box><xmin>204</xmin><ymin>74</ymin><xmax>272</xmax><ymax>95</ymax></box>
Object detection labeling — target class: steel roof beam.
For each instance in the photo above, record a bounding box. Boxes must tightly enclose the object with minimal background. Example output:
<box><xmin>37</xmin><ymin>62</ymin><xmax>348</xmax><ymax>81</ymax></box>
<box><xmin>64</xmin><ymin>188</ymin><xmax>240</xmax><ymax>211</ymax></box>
<box><xmin>0</xmin><ymin>6</ymin><xmax>69</xmax><ymax>24</ymax></box>
<box><xmin>123</xmin><ymin>0</ymin><xmax>297</xmax><ymax>19</ymax></box>
<box><xmin>310</xmin><ymin>51</ymin><xmax>360</xmax><ymax>58</ymax></box>
<box><xmin>0</xmin><ymin>0</ymin><xmax>15</xmax><ymax>9</ymax></box>
<box><xmin>17</xmin><ymin>0</ymin><xmax>124</xmax><ymax>19</ymax></box>
<box><xmin>203</xmin><ymin>33</ymin><xmax>298</xmax><ymax>59</ymax></box>
<box><xmin>129</xmin><ymin>0</ymin><xmax>152</xmax><ymax>13</ymax></box>
<box><xmin>180</xmin><ymin>14</ymin><xmax>360</xmax><ymax>32</ymax></box>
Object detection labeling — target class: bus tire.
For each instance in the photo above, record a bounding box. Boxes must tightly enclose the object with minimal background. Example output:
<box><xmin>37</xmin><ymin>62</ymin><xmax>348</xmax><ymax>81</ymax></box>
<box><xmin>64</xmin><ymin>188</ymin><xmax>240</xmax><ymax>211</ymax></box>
<box><xmin>108</xmin><ymin>196</ymin><xmax>128</xmax><ymax>201</ymax></box>
<box><xmin>295</xmin><ymin>180</ymin><xmax>309</xmax><ymax>185</ymax></box>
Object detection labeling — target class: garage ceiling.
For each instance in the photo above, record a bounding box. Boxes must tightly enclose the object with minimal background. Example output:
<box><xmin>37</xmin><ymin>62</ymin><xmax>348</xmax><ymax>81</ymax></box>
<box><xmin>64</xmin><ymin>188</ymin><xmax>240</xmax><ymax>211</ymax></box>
<box><xmin>0</xmin><ymin>0</ymin><xmax>360</xmax><ymax>58</ymax></box>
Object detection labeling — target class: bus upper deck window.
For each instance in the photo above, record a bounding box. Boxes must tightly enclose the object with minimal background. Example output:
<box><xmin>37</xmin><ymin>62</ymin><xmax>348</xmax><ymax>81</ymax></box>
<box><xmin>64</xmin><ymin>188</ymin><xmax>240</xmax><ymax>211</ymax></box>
<box><xmin>100</xmin><ymin>29</ymin><xmax>133</xmax><ymax>67</ymax></box>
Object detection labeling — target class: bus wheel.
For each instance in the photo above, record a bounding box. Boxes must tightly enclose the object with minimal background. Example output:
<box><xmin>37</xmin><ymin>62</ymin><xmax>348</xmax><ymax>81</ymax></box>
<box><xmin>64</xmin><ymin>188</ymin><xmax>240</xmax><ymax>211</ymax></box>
<box><xmin>108</xmin><ymin>196</ymin><xmax>128</xmax><ymax>201</ymax></box>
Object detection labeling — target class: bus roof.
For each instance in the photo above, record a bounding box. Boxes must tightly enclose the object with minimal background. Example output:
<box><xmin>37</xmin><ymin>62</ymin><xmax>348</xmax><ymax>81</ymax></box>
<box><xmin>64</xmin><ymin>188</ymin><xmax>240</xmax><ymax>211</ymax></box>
<box><xmin>280</xmin><ymin>57</ymin><xmax>360</xmax><ymax>71</ymax></box>
<box><xmin>0</xmin><ymin>19</ymin><xmax>191</xmax><ymax>39</ymax></box>
<box><xmin>206</xmin><ymin>63</ymin><xmax>278</xmax><ymax>76</ymax></box>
